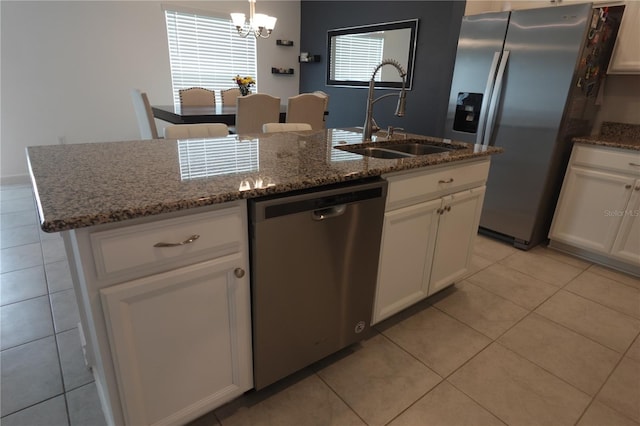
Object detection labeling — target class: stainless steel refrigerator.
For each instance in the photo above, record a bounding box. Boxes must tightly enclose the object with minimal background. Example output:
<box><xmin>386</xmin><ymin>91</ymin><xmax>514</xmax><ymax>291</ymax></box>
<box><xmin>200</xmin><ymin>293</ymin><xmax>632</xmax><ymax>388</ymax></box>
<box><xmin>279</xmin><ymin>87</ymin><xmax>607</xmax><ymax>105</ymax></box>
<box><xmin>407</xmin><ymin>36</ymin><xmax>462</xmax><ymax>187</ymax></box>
<box><xmin>444</xmin><ymin>3</ymin><xmax>624</xmax><ymax>250</ymax></box>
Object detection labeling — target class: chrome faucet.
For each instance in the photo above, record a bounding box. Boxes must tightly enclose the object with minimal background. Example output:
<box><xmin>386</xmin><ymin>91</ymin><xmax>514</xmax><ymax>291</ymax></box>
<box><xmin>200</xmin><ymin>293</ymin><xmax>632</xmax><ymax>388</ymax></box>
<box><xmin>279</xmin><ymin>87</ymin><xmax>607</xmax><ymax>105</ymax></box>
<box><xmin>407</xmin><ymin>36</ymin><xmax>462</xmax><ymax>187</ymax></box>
<box><xmin>363</xmin><ymin>59</ymin><xmax>407</xmax><ymax>141</ymax></box>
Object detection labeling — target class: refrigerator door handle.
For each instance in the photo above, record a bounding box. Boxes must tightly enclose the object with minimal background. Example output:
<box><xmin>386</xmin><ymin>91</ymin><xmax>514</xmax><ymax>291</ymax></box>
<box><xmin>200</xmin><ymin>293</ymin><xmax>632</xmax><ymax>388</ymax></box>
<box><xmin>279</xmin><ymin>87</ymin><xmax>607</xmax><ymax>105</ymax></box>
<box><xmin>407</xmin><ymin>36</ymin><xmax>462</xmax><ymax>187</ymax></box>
<box><xmin>483</xmin><ymin>50</ymin><xmax>510</xmax><ymax>146</ymax></box>
<box><xmin>476</xmin><ymin>51</ymin><xmax>502</xmax><ymax>145</ymax></box>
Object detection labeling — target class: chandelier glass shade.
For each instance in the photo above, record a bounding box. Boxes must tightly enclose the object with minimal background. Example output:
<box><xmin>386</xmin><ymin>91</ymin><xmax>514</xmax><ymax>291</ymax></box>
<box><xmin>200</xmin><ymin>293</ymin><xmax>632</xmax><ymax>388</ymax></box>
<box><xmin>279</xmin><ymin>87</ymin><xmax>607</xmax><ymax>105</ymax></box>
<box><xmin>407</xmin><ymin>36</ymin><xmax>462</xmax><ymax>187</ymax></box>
<box><xmin>231</xmin><ymin>0</ymin><xmax>277</xmax><ymax>39</ymax></box>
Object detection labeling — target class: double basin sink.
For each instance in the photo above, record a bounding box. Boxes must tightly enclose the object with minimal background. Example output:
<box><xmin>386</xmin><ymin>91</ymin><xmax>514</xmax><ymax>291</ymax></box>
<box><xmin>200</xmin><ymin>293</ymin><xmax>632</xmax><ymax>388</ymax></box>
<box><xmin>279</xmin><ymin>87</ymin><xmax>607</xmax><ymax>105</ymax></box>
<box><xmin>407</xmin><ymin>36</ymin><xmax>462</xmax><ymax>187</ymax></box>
<box><xmin>336</xmin><ymin>139</ymin><xmax>464</xmax><ymax>159</ymax></box>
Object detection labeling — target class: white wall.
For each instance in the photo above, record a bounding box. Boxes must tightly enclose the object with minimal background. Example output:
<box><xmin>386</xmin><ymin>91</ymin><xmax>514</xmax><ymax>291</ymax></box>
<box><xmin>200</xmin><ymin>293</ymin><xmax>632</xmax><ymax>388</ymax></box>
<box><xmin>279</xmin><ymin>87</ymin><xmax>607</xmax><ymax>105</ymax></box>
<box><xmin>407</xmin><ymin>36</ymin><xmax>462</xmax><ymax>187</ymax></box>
<box><xmin>0</xmin><ymin>0</ymin><xmax>301</xmax><ymax>183</ymax></box>
<box><xmin>593</xmin><ymin>75</ymin><xmax>640</xmax><ymax>133</ymax></box>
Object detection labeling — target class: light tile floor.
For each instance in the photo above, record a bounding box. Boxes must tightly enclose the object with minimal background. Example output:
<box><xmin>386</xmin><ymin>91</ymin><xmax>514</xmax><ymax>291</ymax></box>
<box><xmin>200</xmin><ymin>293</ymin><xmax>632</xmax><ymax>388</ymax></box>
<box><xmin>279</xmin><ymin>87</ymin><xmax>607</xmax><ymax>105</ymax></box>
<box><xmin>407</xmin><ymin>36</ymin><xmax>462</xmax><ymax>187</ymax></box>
<box><xmin>1</xmin><ymin>184</ymin><xmax>103</xmax><ymax>426</ymax></box>
<box><xmin>1</xmin><ymin>183</ymin><xmax>639</xmax><ymax>426</ymax></box>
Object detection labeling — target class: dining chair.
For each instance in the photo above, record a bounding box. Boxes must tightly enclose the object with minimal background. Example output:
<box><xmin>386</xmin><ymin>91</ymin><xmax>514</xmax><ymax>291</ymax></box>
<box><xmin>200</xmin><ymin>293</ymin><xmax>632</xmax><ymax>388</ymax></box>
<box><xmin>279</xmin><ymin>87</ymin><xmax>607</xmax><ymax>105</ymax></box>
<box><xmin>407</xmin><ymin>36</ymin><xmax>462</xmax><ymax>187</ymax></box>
<box><xmin>313</xmin><ymin>90</ymin><xmax>330</xmax><ymax>112</ymax></box>
<box><xmin>221</xmin><ymin>88</ymin><xmax>242</xmax><ymax>106</ymax></box>
<box><xmin>286</xmin><ymin>93</ymin><xmax>327</xmax><ymax>130</ymax></box>
<box><xmin>235</xmin><ymin>94</ymin><xmax>281</xmax><ymax>134</ymax></box>
<box><xmin>178</xmin><ymin>87</ymin><xmax>216</xmax><ymax>107</ymax></box>
<box><xmin>164</xmin><ymin>123</ymin><xmax>229</xmax><ymax>139</ymax></box>
<box><xmin>262</xmin><ymin>123</ymin><xmax>312</xmax><ymax>133</ymax></box>
<box><xmin>130</xmin><ymin>89</ymin><xmax>160</xmax><ymax>139</ymax></box>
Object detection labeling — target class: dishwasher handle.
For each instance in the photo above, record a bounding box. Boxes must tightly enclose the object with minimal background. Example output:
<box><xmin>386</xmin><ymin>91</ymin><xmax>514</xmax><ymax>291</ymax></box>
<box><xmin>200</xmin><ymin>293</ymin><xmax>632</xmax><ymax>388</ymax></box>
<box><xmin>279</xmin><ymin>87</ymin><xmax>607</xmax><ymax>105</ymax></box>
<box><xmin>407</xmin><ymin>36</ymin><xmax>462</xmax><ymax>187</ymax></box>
<box><xmin>312</xmin><ymin>204</ymin><xmax>347</xmax><ymax>221</ymax></box>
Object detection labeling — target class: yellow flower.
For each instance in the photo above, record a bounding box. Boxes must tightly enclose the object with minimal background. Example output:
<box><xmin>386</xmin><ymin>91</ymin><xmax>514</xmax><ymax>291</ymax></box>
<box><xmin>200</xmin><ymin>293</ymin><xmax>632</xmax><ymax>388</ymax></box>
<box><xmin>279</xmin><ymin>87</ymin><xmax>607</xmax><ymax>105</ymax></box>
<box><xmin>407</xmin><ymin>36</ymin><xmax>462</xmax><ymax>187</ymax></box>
<box><xmin>233</xmin><ymin>75</ymin><xmax>255</xmax><ymax>87</ymax></box>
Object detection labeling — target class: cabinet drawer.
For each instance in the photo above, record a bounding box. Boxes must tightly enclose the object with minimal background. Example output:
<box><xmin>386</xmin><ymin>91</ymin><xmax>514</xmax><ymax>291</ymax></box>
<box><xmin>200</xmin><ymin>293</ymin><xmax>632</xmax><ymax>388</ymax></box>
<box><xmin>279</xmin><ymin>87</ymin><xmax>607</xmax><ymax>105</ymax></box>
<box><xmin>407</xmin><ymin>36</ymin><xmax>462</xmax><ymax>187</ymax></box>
<box><xmin>572</xmin><ymin>144</ymin><xmax>640</xmax><ymax>175</ymax></box>
<box><xmin>90</xmin><ymin>206</ymin><xmax>244</xmax><ymax>281</ymax></box>
<box><xmin>384</xmin><ymin>159</ymin><xmax>490</xmax><ymax>210</ymax></box>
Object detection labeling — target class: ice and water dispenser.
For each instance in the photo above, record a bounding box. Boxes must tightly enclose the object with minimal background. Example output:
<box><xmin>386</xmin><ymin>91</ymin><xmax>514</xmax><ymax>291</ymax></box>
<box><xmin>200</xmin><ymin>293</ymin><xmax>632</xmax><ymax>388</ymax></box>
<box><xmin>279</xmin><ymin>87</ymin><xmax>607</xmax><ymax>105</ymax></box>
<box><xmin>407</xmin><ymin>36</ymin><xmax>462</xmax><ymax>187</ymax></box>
<box><xmin>453</xmin><ymin>92</ymin><xmax>483</xmax><ymax>134</ymax></box>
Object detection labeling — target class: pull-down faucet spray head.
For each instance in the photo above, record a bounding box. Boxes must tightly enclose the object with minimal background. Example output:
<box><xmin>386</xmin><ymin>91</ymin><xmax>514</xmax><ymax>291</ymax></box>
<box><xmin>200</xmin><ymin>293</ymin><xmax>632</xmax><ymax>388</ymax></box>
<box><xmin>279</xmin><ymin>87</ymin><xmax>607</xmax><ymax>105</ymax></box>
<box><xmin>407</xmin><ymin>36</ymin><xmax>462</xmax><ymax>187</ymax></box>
<box><xmin>395</xmin><ymin>89</ymin><xmax>407</xmax><ymax>117</ymax></box>
<box><xmin>363</xmin><ymin>59</ymin><xmax>408</xmax><ymax>141</ymax></box>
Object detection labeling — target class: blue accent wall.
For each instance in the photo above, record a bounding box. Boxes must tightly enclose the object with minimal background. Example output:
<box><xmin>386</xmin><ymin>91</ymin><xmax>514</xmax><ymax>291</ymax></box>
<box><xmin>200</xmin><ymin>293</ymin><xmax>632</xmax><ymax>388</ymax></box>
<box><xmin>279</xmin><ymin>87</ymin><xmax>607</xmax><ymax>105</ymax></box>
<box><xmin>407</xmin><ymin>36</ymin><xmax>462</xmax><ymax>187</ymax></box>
<box><xmin>299</xmin><ymin>1</ymin><xmax>465</xmax><ymax>137</ymax></box>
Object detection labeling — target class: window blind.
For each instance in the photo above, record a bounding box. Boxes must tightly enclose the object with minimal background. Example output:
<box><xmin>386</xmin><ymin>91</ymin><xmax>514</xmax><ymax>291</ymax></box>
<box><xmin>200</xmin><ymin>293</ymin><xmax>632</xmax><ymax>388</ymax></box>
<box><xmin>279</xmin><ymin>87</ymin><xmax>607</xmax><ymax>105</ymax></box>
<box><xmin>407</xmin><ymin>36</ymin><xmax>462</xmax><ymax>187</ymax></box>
<box><xmin>332</xmin><ymin>33</ymin><xmax>384</xmax><ymax>82</ymax></box>
<box><xmin>178</xmin><ymin>138</ymin><xmax>259</xmax><ymax>180</ymax></box>
<box><xmin>165</xmin><ymin>9</ymin><xmax>257</xmax><ymax>105</ymax></box>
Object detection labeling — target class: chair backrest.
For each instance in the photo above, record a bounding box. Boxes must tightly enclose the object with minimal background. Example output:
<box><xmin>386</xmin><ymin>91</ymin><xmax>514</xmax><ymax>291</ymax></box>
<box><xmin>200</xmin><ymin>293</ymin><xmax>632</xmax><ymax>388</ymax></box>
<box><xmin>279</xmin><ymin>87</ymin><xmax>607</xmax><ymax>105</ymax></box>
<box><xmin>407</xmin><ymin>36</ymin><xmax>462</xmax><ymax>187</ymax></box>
<box><xmin>235</xmin><ymin>94</ymin><xmax>281</xmax><ymax>134</ymax></box>
<box><xmin>262</xmin><ymin>123</ymin><xmax>312</xmax><ymax>133</ymax></box>
<box><xmin>313</xmin><ymin>90</ymin><xmax>330</xmax><ymax>111</ymax></box>
<box><xmin>221</xmin><ymin>88</ymin><xmax>242</xmax><ymax>106</ymax></box>
<box><xmin>164</xmin><ymin>123</ymin><xmax>229</xmax><ymax>139</ymax></box>
<box><xmin>130</xmin><ymin>89</ymin><xmax>159</xmax><ymax>139</ymax></box>
<box><xmin>178</xmin><ymin>87</ymin><xmax>216</xmax><ymax>107</ymax></box>
<box><xmin>286</xmin><ymin>93</ymin><xmax>326</xmax><ymax>130</ymax></box>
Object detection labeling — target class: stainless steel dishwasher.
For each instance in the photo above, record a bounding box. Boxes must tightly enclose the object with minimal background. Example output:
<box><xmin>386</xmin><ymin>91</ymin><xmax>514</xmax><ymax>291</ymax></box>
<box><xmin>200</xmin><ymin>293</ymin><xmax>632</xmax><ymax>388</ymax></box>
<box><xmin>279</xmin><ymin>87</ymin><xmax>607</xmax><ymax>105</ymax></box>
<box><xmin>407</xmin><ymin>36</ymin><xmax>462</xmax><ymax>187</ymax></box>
<box><xmin>249</xmin><ymin>178</ymin><xmax>387</xmax><ymax>389</ymax></box>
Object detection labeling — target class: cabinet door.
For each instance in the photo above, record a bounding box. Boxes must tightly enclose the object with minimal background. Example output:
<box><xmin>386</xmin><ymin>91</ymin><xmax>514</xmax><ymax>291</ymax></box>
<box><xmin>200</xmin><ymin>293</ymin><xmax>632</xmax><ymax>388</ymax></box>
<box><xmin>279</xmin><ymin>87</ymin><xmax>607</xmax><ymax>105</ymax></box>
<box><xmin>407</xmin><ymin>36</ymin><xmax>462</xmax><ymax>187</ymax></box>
<box><xmin>372</xmin><ymin>198</ymin><xmax>441</xmax><ymax>324</ymax></box>
<box><xmin>100</xmin><ymin>254</ymin><xmax>252</xmax><ymax>426</ymax></box>
<box><xmin>549</xmin><ymin>166</ymin><xmax>634</xmax><ymax>254</ymax></box>
<box><xmin>608</xmin><ymin>1</ymin><xmax>640</xmax><ymax>74</ymax></box>
<box><xmin>611</xmin><ymin>180</ymin><xmax>640</xmax><ymax>265</ymax></box>
<box><xmin>429</xmin><ymin>186</ymin><xmax>486</xmax><ymax>296</ymax></box>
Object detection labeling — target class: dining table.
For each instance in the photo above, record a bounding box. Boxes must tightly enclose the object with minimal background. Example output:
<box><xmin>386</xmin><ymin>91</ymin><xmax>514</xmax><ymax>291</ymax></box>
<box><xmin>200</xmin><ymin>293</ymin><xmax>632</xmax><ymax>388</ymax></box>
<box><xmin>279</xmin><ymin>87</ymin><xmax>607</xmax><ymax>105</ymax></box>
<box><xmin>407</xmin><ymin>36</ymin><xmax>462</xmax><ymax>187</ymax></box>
<box><xmin>152</xmin><ymin>104</ymin><xmax>288</xmax><ymax>125</ymax></box>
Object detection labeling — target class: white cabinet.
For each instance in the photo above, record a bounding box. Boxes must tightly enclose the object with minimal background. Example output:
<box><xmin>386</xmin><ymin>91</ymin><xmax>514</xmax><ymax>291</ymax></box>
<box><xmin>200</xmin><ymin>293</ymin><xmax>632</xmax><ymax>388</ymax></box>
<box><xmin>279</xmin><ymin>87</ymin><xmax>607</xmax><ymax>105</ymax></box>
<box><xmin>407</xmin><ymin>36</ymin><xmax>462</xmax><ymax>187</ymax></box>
<box><xmin>608</xmin><ymin>1</ymin><xmax>640</xmax><ymax>74</ymax></box>
<box><xmin>611</xmin><ymin>183</ymin><xmax>640</xmax><ymax>263</ymax></box>
<box><xmin>549</xmin><ymin>166</ymin><xmax>635</xmax><ymax>252</ymax></box>
<box><xmin>372</xmin><ymin>160</ymin><xmax>490</xmax><ymax>324</ymax></box>
<box><xmin>374</xmin><ymin>199</ymin><xmax>441</xmax><ymax>322</ymax></box>
<box><xmin>64</xmin><ymin>201</ymin><xmax>252</xmax><ymax>426</ymax></box>
<box><xmin>549</xmin><ymin>144</ymin><xmax>640</xmax><ymax>275</ymax></box>
<box><xmin>101</xmin><ymin>256</ymin><xmax>251</xmax><ymax>426</ymax></box>
<box><xmin>429</xmin><ymin>187</ymin><xmax>486</xmax><ymax>295</ymax></box>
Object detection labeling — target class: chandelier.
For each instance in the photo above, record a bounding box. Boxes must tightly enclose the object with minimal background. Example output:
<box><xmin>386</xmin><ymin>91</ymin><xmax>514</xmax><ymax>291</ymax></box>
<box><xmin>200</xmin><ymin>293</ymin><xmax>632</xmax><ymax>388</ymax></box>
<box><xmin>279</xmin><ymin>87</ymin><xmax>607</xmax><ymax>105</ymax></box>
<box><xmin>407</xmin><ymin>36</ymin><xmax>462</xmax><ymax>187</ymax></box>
<box><xmin>230</xmin><ymin>0</ymin><xmax>277</xmax><ymax>39</ymax></box>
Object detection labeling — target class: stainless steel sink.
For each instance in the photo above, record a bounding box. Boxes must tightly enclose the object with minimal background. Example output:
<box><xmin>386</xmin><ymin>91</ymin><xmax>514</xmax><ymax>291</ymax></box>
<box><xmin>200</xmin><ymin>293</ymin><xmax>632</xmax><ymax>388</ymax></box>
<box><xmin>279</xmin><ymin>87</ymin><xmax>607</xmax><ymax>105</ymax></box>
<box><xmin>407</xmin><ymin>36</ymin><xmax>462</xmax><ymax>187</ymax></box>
<box><xmin>336</xmin><ymin>139</ymin><xmax>460</xmax><ymax>159</ymax></box>
<box><xmin>385</xmin><ymin>143</ymin><xmax>454</xmax><ymax>155</ymax></box>
<box><xmin>343</xmin><ymin>147</ymin><xmax>414</xmax><ymax>159</ymax></box>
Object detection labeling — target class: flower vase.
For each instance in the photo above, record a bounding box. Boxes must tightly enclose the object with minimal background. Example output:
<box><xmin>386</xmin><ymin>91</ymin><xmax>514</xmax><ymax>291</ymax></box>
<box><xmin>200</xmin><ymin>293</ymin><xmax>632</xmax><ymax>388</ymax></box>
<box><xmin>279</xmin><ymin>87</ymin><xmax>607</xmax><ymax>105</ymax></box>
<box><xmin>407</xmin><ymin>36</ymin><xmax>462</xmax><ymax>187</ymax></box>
<box><xmin>239</xmin><ymin>85</ymin><xmax>250</xmax><ymax>96</ymax></box>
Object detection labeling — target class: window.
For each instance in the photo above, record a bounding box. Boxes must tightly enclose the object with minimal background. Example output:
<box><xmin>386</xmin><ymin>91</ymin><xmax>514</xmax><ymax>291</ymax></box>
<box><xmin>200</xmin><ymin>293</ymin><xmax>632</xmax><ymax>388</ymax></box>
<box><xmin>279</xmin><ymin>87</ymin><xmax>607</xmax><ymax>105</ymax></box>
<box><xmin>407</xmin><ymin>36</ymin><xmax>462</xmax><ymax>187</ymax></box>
<box><xmin>331</xmin><ymin>33</ymin><xmax>384</xmax><ymax>82</ymax></box>
<box><xmin>164</xmin><ymin>8</ymin><xmax>257</xmax><ymax>105</ymax></box>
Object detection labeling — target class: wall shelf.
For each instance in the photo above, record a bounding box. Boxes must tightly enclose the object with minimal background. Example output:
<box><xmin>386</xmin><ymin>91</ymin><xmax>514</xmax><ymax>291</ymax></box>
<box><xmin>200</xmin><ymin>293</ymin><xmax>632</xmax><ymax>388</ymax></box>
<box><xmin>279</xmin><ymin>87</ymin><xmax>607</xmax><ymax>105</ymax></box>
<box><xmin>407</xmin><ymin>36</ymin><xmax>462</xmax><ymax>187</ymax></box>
<box><xmin>299</xmin><ymin>54</ymin><xmax>321</xmax><ymax>63</ymax></box>
<box><xmin>271</xmin><ymin>67</ymin><xmax>294</xmax><ymax>75</ymax></box>
<box><xmin>276</xmin><ymin>39</ymin><xmax>294</xmax><ymax>46</ymax></box>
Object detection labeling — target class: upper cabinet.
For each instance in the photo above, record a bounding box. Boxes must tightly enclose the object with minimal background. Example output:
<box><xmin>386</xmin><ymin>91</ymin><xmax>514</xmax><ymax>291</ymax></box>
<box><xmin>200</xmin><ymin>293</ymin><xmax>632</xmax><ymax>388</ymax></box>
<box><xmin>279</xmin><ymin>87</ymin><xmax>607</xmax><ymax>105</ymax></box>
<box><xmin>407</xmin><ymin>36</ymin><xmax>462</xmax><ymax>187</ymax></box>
<box><xmin>608</xmin><ymin>1</ymin><xmax>640</xmax><ymax>74</ymax></box>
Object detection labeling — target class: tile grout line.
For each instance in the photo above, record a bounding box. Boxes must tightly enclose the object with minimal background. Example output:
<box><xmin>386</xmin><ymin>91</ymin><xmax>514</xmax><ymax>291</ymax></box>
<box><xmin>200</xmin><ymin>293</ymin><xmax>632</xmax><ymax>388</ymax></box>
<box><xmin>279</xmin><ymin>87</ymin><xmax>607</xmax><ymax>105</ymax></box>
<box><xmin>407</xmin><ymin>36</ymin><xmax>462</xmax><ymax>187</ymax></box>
<box><xmin>572</xmin><ymin>332</ymin><xmax>640</xmax><ymax>426</ymax></box>
<box><xmin>422</xmin><ymin>260</ymin><xmax>599</xmax><ymax>425</ymax></box>
<box><xmin>0</xmin><ymin>394</ymin><xmax>68</xmax><ymax>421</ymax></box>
<box><xmin>41</xmin><ymin>223</ymin><xmax>76</xmax><ymax>426</ymax></box>
<box><xmin>312</xmin><ymin>370</ymin><xmax>371</xmax><ymax>426</ymax></box>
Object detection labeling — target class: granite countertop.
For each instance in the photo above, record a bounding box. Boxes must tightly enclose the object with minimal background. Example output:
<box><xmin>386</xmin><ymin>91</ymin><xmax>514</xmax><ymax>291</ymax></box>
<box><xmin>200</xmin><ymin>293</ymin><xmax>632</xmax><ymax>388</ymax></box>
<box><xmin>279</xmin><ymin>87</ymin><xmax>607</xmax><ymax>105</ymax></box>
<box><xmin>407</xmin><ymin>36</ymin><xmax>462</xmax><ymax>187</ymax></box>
<box><xmin>27</xmin><ymin>128</ymin><xmax>502</xmax><ymax>232</ymax></box>
<box><xmin>572</xmin><ymin>121</ymin><xmax>640</xmax><ymax>151</ymax></box>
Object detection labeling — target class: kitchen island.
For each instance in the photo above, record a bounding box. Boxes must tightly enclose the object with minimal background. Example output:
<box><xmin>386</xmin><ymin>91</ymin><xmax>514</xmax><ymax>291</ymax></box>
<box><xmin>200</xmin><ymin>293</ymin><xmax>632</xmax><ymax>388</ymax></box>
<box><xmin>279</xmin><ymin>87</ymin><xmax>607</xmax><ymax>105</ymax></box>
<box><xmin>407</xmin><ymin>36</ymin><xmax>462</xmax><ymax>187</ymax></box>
<box><xmin>29</xmin><ymin>128</ymin><xmax>500</xmax><ymax>232</ymax></box>
<box><xmin>27</xmin><ymin>128</ymin><xmax>502</xmax><ymax>426</ymax></box>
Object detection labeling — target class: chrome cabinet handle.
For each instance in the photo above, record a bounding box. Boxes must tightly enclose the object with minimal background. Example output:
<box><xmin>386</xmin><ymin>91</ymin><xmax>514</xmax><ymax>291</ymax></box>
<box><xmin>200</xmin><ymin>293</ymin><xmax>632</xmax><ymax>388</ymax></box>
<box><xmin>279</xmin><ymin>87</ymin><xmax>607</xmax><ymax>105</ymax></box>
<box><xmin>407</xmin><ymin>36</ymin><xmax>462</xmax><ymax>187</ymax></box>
<box><xmin>445</xmin><ymin>205</ymin><xmax>451</xmax><ymax>212</ymax></box>
<box><xmin>234</xmin><ymin>268</ymin><xmax>245</xmax><ymax>278</ymax></box>
<box><xmin>153</xmin><ymin>234</ymin><xmax>200</xmax><ymax>247</ymax></box>
<box><xmin>635</xmin><ymin>186</ymin><xmax>640</xmax><ymax>191</ymax></box>
<box><xmin>625</xmin><ymin>184</ymin><xmax>632</xmax><ymax>189</ymax></box>
<box><xmin>437</xmin><ymin>208</ymin><xmax>444</xmax><ymax>215</ymax></box>
<box><xmin>629</xmin><ymin>162</ymin><xmax>640</xmax><ymax>167</ymax></box>
<box><xmin>438</xmin><ymin>178</ymin><xmax>454</xmax><ymax>184</ymax></box>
